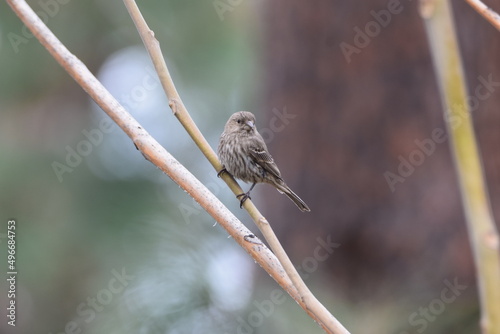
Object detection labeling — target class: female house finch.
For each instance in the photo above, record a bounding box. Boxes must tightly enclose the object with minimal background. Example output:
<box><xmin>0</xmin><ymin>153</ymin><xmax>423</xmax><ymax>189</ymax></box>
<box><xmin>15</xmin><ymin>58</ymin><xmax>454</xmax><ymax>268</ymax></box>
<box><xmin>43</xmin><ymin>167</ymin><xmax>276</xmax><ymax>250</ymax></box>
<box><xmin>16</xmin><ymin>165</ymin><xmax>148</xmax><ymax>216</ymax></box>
<box><xmin>217</xmin><ymin>111</ymin><xmax>311</xmax><ymax>212</ymax></box>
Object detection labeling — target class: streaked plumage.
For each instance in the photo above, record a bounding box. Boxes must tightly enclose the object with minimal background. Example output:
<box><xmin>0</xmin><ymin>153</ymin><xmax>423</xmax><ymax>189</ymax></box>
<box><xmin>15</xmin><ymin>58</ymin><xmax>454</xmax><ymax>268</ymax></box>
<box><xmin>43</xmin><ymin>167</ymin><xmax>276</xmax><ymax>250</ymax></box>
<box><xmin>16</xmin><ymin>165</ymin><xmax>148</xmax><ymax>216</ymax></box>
<box><xmin>218</xmin><ymin>111</ymin><xmax>310</xmax><ymax>212</ymax></box>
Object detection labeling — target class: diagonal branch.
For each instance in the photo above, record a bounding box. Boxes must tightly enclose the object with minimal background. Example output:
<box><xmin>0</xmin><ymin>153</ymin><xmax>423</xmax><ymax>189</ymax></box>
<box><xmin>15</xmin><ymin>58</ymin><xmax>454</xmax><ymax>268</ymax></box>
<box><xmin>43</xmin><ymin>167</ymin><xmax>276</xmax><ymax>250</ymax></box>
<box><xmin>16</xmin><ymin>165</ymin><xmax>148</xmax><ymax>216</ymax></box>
<box><xmin>464</xmin><ymin>0</ymin><xmax>500</xmax><ymax>31</ymax></box>
<box><xmin>121</xmin><ymin>1</ymin><xmax>349</xmax><ymax>334</ymax></box>
<box><xmin>5</xmin><ymin>0</ymin><xmax>295</xmax><ymax>317</ymax></box>
<box><xmin>5</xmin><ymin>0</ymin><xmax>350</xmax><ymax>333</ymax></box>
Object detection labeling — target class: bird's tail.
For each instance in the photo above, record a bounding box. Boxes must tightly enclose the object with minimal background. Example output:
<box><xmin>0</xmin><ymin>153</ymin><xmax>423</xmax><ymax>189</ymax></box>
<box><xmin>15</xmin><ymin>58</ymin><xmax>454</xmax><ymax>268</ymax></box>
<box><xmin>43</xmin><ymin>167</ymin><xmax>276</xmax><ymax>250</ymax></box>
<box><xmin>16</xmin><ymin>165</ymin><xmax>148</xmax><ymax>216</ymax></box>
<box><xmin>276</xmin><ymin>183</ymin><xmax>311</xmax><ymax>212</ymax></box>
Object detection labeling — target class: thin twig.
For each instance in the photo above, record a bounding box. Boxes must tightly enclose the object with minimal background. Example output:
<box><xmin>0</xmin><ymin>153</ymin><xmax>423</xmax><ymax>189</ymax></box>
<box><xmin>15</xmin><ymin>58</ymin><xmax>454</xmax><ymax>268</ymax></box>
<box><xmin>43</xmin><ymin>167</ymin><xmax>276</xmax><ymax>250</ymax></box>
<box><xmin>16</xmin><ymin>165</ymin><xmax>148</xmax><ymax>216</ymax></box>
<box><xmin>464</xmin><ymin>0</ymin><xmax>500</xmax><ymax>32</ymax></box>
<box><xmin>121</xmin><ymin>1</ymin><xmax>349</xmax><ymax>333</ymax></box>
<box><xmin>420</xmin><ymin>1</ymin><xmax>500</xmax><ymax>333</ymax></box>
<box><xmin>5</xmin><ymin>0</ymin><xmax>350</xmax><ymax>333</ymax></box>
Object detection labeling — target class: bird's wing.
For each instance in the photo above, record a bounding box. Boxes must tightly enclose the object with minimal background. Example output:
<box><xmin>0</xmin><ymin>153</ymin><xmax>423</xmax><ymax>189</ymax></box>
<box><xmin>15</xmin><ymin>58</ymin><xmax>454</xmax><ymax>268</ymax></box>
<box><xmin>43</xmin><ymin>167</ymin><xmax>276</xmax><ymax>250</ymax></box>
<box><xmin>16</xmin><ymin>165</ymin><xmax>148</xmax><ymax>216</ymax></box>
<box><xmin>249</xmin><ymin>146</ymin><xmax>282</xmax><ymax>180</ymax></box>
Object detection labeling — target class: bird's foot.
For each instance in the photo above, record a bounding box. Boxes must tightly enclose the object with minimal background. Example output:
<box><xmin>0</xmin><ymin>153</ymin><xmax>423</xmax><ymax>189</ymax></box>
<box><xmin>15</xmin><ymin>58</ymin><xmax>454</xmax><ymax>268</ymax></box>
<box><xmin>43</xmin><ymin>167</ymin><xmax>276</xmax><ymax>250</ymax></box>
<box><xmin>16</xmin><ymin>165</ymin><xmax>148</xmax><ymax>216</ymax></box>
<box><xmin>217</xmin><ymin>167</ymin><xmax>228</xmax><ymax>178</ymax></box>
<box><xmin>236</xmin><ymin>192</ymin><xmax>251</xmax><ymax>208</ymax></box>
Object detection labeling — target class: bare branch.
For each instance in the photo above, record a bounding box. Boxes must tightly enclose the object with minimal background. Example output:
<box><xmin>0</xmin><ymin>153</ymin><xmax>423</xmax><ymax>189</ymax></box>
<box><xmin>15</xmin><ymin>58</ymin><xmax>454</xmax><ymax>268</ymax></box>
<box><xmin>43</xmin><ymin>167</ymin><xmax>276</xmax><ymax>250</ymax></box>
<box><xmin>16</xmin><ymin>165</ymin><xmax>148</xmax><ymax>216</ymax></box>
<box><xmin>118</xmin><ymin>1</ymin><xmax>349</xmax><ymax>333</ymax></box>
<box><xmin>5</xmin><ymin>0</ymin><xmax>350</xmax><ymax>333</ymax></box>
<box><xmin>121</xmin><ymin>1</ymin><xmax>350</xmax><ymax>333</ymax></box>
<box><xmin>464</xmin><ymin>0</ymin><xmax>500</xmax><ymax>32</ymax></box>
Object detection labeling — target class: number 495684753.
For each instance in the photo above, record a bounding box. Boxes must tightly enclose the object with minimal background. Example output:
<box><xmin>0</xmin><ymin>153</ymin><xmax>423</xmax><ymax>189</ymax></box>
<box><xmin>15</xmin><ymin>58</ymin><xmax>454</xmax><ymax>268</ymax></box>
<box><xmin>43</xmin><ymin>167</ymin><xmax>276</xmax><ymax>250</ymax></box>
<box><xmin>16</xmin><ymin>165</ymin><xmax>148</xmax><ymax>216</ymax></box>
<box><xmin>7</xmin><ymin>220</ymin><xmax>16</xmax><ymax>271</ymax></box>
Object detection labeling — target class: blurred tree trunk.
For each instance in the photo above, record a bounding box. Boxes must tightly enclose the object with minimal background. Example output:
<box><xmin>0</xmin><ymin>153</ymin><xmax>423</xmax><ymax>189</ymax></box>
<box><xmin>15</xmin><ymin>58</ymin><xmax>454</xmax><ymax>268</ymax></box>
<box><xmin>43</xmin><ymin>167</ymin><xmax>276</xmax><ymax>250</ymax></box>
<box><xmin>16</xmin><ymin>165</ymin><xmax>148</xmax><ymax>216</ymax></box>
<box><xmin>263</xmin><ymin>0</ymin><xmax>500</xmax><ymax>300</ymax></box>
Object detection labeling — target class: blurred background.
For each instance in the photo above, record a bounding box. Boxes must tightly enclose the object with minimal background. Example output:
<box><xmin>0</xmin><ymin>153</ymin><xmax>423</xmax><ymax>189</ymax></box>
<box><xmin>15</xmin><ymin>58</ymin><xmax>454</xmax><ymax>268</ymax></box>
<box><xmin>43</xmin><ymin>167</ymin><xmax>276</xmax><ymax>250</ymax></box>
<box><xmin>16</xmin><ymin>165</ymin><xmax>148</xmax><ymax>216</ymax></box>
<box><xmin>1</xmin><ymin>0</ymin><xmax>499</xmax><ymax>333</ymax></box>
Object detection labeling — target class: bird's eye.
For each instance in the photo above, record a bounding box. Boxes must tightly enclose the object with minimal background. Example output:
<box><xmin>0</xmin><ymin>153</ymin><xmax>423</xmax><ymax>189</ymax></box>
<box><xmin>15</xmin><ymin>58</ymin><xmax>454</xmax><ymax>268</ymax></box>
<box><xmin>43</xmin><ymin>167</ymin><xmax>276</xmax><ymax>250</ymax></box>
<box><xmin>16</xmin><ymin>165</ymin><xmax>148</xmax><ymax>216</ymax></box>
<box><xmin>237</xmin><ymin>119</ymin><xmax>242</xmax><ymax>124</ymax></box>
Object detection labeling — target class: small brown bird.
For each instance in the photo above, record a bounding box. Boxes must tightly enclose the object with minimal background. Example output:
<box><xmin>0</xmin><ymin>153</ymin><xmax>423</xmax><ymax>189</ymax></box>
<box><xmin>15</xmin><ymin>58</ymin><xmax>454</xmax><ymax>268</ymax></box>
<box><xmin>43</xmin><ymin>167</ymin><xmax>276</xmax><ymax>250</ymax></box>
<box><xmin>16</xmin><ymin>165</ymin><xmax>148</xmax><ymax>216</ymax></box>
<box><xmin>218</xmin><ymin>111</ymin><xmax>310</xmax><ymax>212</ymax></box>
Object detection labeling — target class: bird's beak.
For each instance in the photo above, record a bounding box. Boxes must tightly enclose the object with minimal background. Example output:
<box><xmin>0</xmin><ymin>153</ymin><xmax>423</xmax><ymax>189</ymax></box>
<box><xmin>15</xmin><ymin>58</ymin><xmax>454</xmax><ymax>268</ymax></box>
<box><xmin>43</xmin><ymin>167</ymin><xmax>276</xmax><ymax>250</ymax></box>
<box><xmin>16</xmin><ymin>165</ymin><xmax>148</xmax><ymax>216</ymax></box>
<box><xmin>245</xmin><ymin>120</ymin><xmax>255</xmax><ymax>129</ymax></box>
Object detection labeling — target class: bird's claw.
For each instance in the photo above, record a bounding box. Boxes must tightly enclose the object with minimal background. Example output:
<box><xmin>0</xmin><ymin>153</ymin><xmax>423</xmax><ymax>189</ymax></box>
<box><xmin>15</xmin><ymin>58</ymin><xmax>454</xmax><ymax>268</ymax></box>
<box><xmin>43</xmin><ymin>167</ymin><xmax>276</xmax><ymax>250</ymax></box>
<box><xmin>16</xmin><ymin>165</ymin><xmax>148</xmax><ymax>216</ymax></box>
<box><xmin>217</xmin><ymin>167</ymin><xmax>228</xmax><ymax>178</ymax></box>
<box><xmin>236</xmin><ymin>192</ymin><xmax>251</xmax><ymax>208</ymax></box>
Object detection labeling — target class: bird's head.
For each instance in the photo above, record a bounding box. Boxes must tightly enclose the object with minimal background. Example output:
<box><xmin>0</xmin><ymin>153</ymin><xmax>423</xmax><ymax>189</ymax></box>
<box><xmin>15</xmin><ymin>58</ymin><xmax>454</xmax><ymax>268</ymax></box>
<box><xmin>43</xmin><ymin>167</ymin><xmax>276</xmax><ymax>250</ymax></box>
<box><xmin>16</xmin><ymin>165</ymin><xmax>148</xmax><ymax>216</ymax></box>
<box><xmin>225</xmin><ymin>111</ymin><xmax>257</xmax><ymax>134</ymax></box>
